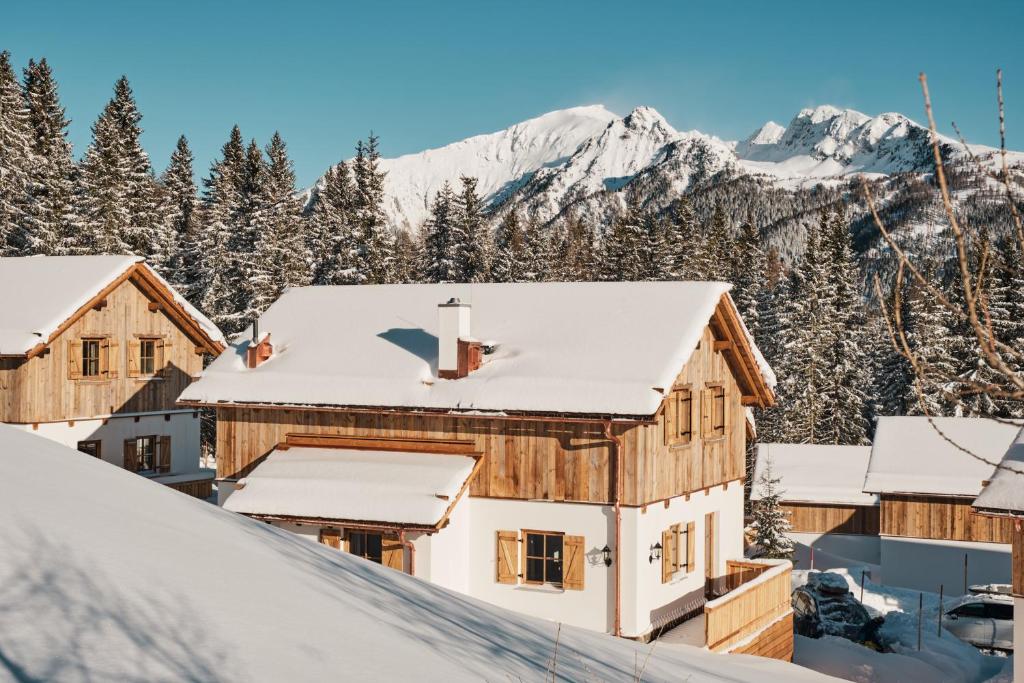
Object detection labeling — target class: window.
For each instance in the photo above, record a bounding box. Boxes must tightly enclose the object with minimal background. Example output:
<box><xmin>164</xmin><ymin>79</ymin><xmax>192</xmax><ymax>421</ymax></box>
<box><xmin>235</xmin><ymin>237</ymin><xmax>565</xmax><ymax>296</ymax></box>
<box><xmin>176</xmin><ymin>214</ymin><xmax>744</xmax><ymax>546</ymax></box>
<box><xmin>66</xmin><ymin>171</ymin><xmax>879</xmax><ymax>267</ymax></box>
<box><xmin>986</xmin><ymin>603</ymin><xmax>1014</xmax><ymax>620</ymax></box>
<box><xmin>139</xmin><ymin>338</ymin><xmax>157</xmax><ymax>375</ymax></box>
<box><xmin>82</xmin><ymin>339</ymin><xmax>101</xmax><ymax>377</ymax></box>
<box><xmin>348</xmin><ymin>531</ymin><xmax>383</xmax><ymax>564</ymax></box>
<box><xmin>137</xmin><ymin>436</ymin><xmax>156</xmax><ymax>472</ymax></box>
<box><xmin>524</xmin><ymin>531</ymin><xmax>563</xmax><ymax>585</ymax></box>
<box><xmin>952</xmin><ymin>603</ymin><xmax>986</xmax><ymax>618</ymax></box>
<box><xmin>701</xmin><ymin>384</ymin><xmax>726</xmax><ymax>439</ymax></box>
<box><xmin>666</xmin><ymin>386</ymin><xmax>693</xmax><ymax>447</ymax></box>
<box><xmin>660</xmin><ymin>522</ymin><xmax>694</xmax><ymax>583</ymax></box>
<box><xmin>77</xmin><ymin>440</ymin><xmax>101</xmax><ymax>458</ymax></box>
<box><xmin>124</xmin><ymin>435</ymin><xmax>171</xmax><ymax>473</ymax></box>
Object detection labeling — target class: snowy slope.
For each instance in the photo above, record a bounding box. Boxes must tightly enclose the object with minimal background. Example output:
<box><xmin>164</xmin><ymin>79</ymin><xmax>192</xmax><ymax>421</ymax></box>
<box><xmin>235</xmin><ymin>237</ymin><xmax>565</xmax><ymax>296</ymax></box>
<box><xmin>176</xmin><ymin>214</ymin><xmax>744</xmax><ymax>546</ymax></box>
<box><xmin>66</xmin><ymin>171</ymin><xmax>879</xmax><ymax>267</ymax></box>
<box><xmin>0</xmin><ymin>425</ymin><xmax>837</xmax><ymax>682</ymax></box>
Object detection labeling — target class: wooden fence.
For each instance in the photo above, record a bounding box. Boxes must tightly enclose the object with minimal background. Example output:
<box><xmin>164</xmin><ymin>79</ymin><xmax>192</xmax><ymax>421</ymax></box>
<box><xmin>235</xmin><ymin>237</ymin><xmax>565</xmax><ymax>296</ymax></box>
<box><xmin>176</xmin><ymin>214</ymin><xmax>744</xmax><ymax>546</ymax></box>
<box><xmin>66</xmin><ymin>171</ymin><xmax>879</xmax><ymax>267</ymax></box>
<box><xmin>704</xmin><ymin>559</ymin><xmax>792</xmax><ymax>658</ymax></box>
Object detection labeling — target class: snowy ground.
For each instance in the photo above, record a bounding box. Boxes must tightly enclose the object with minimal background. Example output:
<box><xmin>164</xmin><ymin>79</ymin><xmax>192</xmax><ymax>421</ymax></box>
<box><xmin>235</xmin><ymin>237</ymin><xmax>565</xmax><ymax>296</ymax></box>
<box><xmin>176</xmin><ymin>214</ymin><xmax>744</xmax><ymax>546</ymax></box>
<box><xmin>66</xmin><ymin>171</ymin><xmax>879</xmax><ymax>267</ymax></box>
<box><xmin>791</xmin><ymin>566</ymin><xmax>1010</xmax><ymax>683</ymax></box>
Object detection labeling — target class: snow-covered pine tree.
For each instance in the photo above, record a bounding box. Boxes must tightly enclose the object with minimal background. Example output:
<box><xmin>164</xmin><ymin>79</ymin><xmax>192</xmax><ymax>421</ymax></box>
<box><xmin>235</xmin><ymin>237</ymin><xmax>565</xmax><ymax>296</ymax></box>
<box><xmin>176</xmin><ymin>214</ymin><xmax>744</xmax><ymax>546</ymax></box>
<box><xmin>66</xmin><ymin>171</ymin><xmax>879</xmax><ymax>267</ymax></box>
<box><xmin>902</xmin><ymin>251</ymin><xmax>960</xmax><ymax>416</ymax></box>
<box><xmin>0</xmin><ymin>51</ymin><xmax>33</xmax><ymax>255</ymax></box>
<box><xmin>352</xmin><ymin>134</ymin><xmax>395</xmax><ymax>284</ymax></box>
<box><xmin>250</xmin><ymin>132</ymin><xmax>310</xmax><ymax>316</ymax></box>
<box><xmin>308</xmin><ymin>161</ymin><xmax>359</xmax><ymax>285</ymax></box>
<box><xmin>551</xmin><ymin>210</ymin><xmax>597</xmax><ymax>281</ymax></box>
<box><xmin>456</xmin><ymin>176</ymin><xmax>490</xmax><ymax>282</ymax></box>
<box><xmin>704</xmin><ymin>204</ymin><xmax>732</xmax><ymax>281</ymax></box>
<box><xmin>521</xmin><ymin>214</ymin><xmax>552</xmax><ymax>282</ymax></box>
<box><xmin>227</xmin><ymin>139</ymin><xmax>269</xmax><ymax>328</ymax></box>
<box><xmin>152</xmin><ymin>135</ymin><xmax>196</xmax><ymax>286</ymax></box>
<box><xmin>664</xmin><ymin>197</ymin><xmax>704</xmax><ymax>280</ymax></box>
<box><xmin>78</xmin><ymin>76</ymin><xmax>159</xmax><ymax>256</ymax></box>
<box><xmin>490</xmin><ymin>211</ymin><xmax>527</xmax><ymax>283</ymax></box>
<box><xmin>731</xmin><ymin>218</ymin><xmax>767</xmax><ymax>338</ymax></box>
<box><xmin>422</xmin><ymin>181</ymin><xmax>463</xmax><ymax>283</ymax></box>
<box><xmin>21</xmin><ymin>57</ymin><xmax>80</xmax><ymax>256</ymax></box>
<box><xmin>750</xmin><ymin>456</ymin><xmax>794</xmax><ymax>559</ymax></box>
<box><xmin>601</xmin><ymin>203</ymin><xmax>646</xmax><ymax>281</ymax></box>
<box><xmin>393</xmin><ymin>228</ymin><xmax>421</xmax><ymax>283</ymax></box>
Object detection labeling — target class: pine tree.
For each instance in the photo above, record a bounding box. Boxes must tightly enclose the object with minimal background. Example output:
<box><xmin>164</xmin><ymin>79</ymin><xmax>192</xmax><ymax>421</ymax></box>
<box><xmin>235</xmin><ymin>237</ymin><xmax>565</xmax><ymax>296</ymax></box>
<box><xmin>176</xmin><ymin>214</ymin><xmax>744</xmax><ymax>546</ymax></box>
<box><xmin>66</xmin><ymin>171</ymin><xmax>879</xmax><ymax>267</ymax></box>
<box><xmin>21</xmin><ymin>57</ymin><xmax>79</xmax><ymax>255</ymax></box>
<box><xmin>491</xmin><ymin>211</ymin><xmax>527</xmax><ymax>283</ymax></box>
<box><xmin>229</xmin><ymin>139</ymin><xmax>269</xmax><ymax>327</ymax></box>
<box><xmin>250</xmin><ymin>132</ymin><xmax>310</xmax><ymax>316</ymax></box>
<box><xmin>393</xmin><ymin>228</ymin><xmax>421</xmax><ymax>283</ymax></box>
<box><xmin>152</xmin><ymin>135</ymin><xmax>196</xmax><ymax>287</ymax></box>
<box><xmin>731</xmin><ymin>218</ymin><xmax>767</xmax><ymax>337</ymax></box>
<box><xmin>352</xmin><ymin>134</ymin><xmax>394</xmax><ymax>284</ymax></box>
<box><xmin>601</xmin><ymin>203</ymin><xmax>646</xmax><ymax>281</ymax></box>
<box><xmin>665</xmin><ymin>197</ymin><xmax>703</xmax><ymax>279</ymax></box>
<box><xmin>704</xmin><ymin>204</ymin><xmax>732</xmax><ymax>280</ymax></box>
<box><xmin>456</xmin><ymin>176</ymin><xmax>490</xmax><ymax>282</ymax></box>
<box><xmin>78</xmin><ymin>76</ymin><xmax>159</xmax><ymax>256</ymax></box>
<box><xmin>551</xmin><ymin>210</ymin><xmax>597</xmax><ymax>281</ymax></box>
<box><xmin>308</xmin><ymin>162</ymin><xmax>355</xmax><ymax>284</ymax></box>
<box><xmin>423</xmin><ymin>181</ymin><xmax>463</xmax><ymax>283</ymax></box>
<box><xmin>521</xmin><ymin>214</ymin><xmax>552</xmax><ymax>282</ymax></box>
<box><xmin>751</xmin><ymin>457</ymin><xmax>794</xmax><ymax>559</ymax></box>
<box><xmin>0</xmin><ymin>51</ymin><xmax>32</xmax><ymax>255</ymax></box>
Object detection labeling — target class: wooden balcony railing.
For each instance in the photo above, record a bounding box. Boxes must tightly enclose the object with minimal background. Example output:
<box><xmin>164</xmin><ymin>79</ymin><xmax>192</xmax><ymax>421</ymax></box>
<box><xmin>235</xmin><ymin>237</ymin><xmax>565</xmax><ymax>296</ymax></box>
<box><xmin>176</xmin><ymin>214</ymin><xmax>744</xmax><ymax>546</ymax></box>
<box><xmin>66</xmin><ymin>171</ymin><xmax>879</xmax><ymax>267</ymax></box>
<box><xmin>704</xmin><ymin>559</ymin><xmax>792</xmax><ymax>654</ymax></box>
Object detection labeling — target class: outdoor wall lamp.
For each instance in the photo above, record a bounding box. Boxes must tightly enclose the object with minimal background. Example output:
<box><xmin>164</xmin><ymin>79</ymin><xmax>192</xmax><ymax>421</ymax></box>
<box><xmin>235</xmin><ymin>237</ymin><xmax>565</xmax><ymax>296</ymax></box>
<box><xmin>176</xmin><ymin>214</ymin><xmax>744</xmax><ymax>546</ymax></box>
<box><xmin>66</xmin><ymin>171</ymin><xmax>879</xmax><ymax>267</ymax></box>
<box><xmin>649</xmin><ymin>542</ymin><xmax>663</xmax><ymax>564</ymax></box>
<box><xmin>601</xmin><ymin>545</ymin><xmax>613</xmax><ymax>567</ymax></box>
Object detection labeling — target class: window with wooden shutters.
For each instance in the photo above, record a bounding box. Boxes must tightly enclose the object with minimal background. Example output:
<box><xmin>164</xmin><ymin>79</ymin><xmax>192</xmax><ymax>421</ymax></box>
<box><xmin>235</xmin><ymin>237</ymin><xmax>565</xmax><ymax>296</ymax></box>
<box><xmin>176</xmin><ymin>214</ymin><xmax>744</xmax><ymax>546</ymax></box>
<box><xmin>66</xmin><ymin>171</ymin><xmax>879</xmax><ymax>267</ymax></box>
<box><xmin>139</xmin><ymin>338</ymin><xmax>158</xmax><ymax>375</ymax></box>
<box><xmin>81</xmin><ymin>338</ymin><xmax>102</xmax><ymax>377</ymax></box>
<box><xmin>381</xmin><ymin>534</ymin><xmax>405</xmax><ymax>571</ymax></box>
<box><xmin>523</xmin><ymin>531</ymin><xmax>564</xmax><ymax>586</ymax></box>
<box><xmin>348</xmin><ymin>531</ymin><xmax>384</xmax><ymax>564</ymax></box>
<box><xmin>157</xmin><ymin>435</ymin><xmax>172</xmax><ymax>473</ymax></box>
<box><xmin>319</xmin><ymin>528</ymin><xmax>342</xmax><ymax>549</ymax></box>
<box><xmin>561</xmin><ymin>535</ymin><xmax>585</xmax><ymax>591</ymax></box>
<box><xmin>666</xmin><ymin>386</ymin><xmax>693</xmax><ymax>447</ymax></box>
<box><xmin>77</xmin><ymin>440</ymin><xmax>101</xmax><ymax>458</ymax></box>
<box><xmin>702</xmin><ymin>384</ymin><xmax>726</xmax><ymax>439</ymax></box>
<box><xmin>126</xmin><ymin>435</ymin><xmax>157</xmax><ymax>472</ymax></box>
<box><xmin>496</xmin><ymin>530</ymin><xmax>519</xmax><ymax>584</ymax></box>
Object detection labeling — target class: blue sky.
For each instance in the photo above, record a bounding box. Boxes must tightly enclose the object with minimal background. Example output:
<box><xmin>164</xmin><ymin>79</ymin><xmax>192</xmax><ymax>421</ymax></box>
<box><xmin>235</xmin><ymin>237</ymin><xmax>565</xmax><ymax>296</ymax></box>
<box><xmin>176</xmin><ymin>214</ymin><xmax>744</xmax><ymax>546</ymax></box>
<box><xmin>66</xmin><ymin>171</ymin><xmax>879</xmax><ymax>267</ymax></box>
<box><xmin>3</xmin><ymin>0</ymin><xmax>1021</xmax><ymax>186</ymax></box>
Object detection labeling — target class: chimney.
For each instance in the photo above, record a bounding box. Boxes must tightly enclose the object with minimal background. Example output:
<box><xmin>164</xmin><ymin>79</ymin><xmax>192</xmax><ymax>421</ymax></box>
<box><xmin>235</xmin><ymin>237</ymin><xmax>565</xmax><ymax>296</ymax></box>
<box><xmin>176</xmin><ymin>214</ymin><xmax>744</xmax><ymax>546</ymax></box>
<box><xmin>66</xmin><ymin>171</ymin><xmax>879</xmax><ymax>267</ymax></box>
<box><xmin>246</xmin><ymin>319</ymin><xmax>273</xmax><ymax>369</ymax></box>
<box><xmin>438</xmin><ymin>298</ymin><xmax>480</xmax><ymax>379</ymax></box>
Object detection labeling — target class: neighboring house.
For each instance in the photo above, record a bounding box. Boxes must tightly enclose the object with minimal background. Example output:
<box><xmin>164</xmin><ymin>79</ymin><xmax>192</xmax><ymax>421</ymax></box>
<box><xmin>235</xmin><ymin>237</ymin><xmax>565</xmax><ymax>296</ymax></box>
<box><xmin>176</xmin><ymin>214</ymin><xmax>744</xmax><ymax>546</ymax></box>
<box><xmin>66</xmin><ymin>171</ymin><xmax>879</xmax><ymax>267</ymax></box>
<box><xmin>972</xmin><ymin>426</ymin><xmax>1024</xmax><ymax>680</ymax></box>
<box><xmin>751</xmin><ymin>443</ymin><xmax>879</xmax><ymax>565</ymax></box>
<box><xmin>0</xmin><ymin>255</ymin><xmax>225</xmax><ymax>497</ymax></box>
<box><xmin>863</xmin><ymin>416</ymin><xmax>1019</xmax><ymax>594</ymax></box>
<box><xmin>180</xmin><ymin>281</ymin><xmax>793</xmax><ymax>656</ymax></box>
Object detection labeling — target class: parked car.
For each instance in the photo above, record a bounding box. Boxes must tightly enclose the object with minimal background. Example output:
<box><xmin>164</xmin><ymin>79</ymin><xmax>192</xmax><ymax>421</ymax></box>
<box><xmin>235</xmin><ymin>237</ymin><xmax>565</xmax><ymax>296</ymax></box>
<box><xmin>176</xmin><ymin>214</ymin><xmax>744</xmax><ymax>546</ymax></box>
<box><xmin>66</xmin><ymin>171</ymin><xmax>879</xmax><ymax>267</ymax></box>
<box><xmin>792</xmin><ymin>571</ymin><xmax>881</xmax><ymax>643</ymax></box>
<box><xmin>944</xmin><ymin>589</ymin><xmax>1014</xmax><ymax>652</ymax></box>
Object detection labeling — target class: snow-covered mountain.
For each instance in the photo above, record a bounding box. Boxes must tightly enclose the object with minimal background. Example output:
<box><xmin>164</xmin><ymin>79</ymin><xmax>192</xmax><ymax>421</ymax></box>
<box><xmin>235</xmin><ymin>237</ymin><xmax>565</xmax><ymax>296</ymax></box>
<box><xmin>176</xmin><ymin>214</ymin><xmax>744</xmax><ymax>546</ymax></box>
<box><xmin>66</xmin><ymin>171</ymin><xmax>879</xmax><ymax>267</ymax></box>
<box><xmin>310</xmin><ymin>102</ymin><xmax>1023</xmax><ymax>229</ymax></box>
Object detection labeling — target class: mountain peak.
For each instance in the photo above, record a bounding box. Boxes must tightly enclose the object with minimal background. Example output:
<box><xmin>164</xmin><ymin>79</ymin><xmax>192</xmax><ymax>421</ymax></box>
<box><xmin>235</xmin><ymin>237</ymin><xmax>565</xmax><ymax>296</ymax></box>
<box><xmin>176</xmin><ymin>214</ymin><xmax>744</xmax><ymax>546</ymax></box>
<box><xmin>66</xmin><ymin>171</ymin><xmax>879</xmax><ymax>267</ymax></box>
<box><xmin>622</xmin><ymin>106</ymin><xmax>673</xmax><ymax>132</ymax></box>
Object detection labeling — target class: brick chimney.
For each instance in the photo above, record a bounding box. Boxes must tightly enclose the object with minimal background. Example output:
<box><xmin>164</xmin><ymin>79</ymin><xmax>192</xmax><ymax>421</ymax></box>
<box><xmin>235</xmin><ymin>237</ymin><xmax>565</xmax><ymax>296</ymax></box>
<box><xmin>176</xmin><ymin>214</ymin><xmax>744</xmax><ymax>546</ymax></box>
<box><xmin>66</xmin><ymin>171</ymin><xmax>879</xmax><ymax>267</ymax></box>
<box><xmin>438</xmin><ymin>298</ymin><xmax>481</xmax><ymax>379</ymax></box>
<box><xmin>246</xmin><ymin>319</ymin><xmax>273</xmax><ymax>368</ymax></box>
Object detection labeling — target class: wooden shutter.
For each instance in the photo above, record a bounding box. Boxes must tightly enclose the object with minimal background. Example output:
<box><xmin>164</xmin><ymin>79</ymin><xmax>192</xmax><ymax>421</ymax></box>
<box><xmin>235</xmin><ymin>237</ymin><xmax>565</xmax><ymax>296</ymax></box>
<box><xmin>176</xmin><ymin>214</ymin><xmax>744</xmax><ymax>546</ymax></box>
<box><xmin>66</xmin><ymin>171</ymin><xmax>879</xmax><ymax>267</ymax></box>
<box><xmin>562</xmin><ymin>535</ymin><xmax>585</xmax><ymax>590</ymax></box>
<box><xmin>158</xmin><ymin>435</ymin><xmax>172</xmax><ymax>472</ymax></box>
<box><xmin>382</xmin><ymin>534</ymin><xmax>405</xmax><ymax>571</ymax></box>
<box><xmin>664</xmin><ymin>392</ymin><xmax>677</xmax><ymax>446</ymax></box>
<box><xmin>686</xmin><ymin>521</ymin><xmax>696</xmax><ymax>572</ymax></box>
<box><xmin>100</xmin><ymin>338</ymin><xmax>119</xmax><ymax>379</ymax></box>
<box><xmin>123</xmin><ymin>439</ymin><xmax>138</xmax><ymax>472</ymax></box>
<box><xmin>701</xmin><ymin>388</ymin><xmax>713</xmax><ymax>437</ymax></box>
<box><xmin>319</xmin><ymin>528</ymin><xmax>341</xmax><ymax>549</ymax></box>
<box><xmin>496</xmin><ymin>530</ymin><xmax>519</xmax><ymax>584</ymax></box>
<box><xmin>661</xmin><ymin>528</ymin><xmax>676</xmax><ymax>583</ymax></box>
<box><xmin>126</xmin><ymin>340</ymin><xmax>141</xmax><ymax>378</ymax></box>
<box><xmin>679</xmin><ymin>391</ymin><xmax>692</xmax><ymax>442</ymax></box>
<box><xmin>67</xmin><ymin>340</ymin><xmax>83</xmax><ymax>379</ymax></box>
<box><xmin>157</xmin><ymin>338</ymin><xmax>169</xmax><ymax>376</ymax></box>
<box><xmin>713</xmin><ymin>386</ymin><xmax>725</xmax><ymax>437</ymax></box>
<box><xmin>705</xmin><ymin>512</ymin><xmax>717</xmax><ymax>579</ymax></box>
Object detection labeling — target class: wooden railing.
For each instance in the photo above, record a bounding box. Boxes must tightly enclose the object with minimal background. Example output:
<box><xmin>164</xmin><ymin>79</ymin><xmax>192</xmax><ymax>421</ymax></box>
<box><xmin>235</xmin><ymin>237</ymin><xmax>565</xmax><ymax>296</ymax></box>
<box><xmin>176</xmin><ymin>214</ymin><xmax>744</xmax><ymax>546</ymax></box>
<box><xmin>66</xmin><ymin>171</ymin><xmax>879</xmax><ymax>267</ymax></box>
<box><xmin>704</xmin><ymin>559</ymin><xmax>792</xmax><ymax>653</ymax></box>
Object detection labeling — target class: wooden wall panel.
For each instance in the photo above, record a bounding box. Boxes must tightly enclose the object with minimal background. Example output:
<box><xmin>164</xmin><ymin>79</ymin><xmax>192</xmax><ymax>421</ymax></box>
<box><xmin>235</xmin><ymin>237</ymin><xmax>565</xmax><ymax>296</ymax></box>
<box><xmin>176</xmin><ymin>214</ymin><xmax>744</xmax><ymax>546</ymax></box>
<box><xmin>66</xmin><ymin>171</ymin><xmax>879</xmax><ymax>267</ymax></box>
<box><xmin>729</xmin><ymin>612</ymin><xmax>794</xmax><ymax>661</ymax></box>
<box><xmin>881</xmin><ymin>495</ymin><xmax>1015</xmax><ymax>544</ymax></box>
<box><xmin>0</xmin><ymin>277</ymin><xmax>204</xmax><ymax>423</ymax></box>
<box><xmin>782</xmin><ymin>503</ymin><xmax>880</xmax><ymax>535</ymax></box>
<box><xmin>1013</xmin><ymin>523</ymin><xmax>1023</xmax><ymax>597</ymax></box>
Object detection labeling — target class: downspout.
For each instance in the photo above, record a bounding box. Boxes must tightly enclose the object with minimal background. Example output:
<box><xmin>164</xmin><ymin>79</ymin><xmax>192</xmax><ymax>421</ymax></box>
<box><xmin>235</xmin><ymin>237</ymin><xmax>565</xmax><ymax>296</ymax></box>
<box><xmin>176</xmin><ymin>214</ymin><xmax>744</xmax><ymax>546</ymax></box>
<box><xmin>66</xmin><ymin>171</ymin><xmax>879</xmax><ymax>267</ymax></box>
<box><xmin>399</xmin><ymin>530</ymin><xmax>416</xmax><ymax>576</ymax></box>
<box><xmin>604</xmin><ymin>420</ymin><xmax>624</xmax><ymax>638</ymax></box>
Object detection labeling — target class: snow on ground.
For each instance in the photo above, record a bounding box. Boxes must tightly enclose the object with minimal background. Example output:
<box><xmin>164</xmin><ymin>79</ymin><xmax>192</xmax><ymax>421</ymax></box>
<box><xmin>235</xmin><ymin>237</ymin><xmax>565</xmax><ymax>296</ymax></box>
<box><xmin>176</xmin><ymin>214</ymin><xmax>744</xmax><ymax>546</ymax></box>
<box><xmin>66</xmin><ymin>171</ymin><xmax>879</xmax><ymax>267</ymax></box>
<box><xmin>792</xmin><ymin>567</ymin><xmax>1006</xmax><ymax>683</ymax></box>
<box><xmin>0</xmin><ymin>424</ymin><xmax>839</xmax><ymax>682</ymax></box>
<box><xmin>792</xmin><ymin>541</ymin><xmax>880</xmax><ymax>580</ymax></box>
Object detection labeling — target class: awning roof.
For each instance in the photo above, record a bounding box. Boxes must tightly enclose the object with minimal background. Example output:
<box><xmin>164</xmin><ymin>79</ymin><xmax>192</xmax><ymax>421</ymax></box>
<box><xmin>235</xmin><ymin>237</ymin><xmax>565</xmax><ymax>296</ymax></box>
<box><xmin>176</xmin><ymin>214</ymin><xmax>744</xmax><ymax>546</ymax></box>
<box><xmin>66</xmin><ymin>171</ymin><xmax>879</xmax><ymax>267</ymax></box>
<box><xmin>223</xmin><ymin>446</ymin><xmax>479</xmax><ymax>528</ymax></box>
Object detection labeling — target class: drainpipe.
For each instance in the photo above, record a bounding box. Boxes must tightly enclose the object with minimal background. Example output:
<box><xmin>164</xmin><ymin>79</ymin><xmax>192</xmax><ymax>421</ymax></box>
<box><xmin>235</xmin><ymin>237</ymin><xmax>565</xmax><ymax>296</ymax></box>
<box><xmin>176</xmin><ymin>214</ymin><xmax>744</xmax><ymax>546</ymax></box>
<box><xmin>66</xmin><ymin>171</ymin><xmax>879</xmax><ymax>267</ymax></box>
<box><xmin>604</xmin><ymin>420</ymin><xmax>624</xmax><ymax>638</ymax></box>
<box><xmin>399</xmin><ymin>530</ymin><xmax>416</xmax><ymax>576</ymax></box>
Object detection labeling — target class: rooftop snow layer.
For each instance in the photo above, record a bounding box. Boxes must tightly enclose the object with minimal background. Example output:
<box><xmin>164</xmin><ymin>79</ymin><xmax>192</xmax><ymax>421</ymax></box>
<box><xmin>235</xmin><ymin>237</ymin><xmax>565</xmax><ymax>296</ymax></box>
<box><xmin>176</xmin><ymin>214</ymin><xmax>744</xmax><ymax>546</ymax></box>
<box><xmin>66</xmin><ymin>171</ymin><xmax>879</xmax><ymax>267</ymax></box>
<box><xmin>0</xmin><ymin>255</ymin><xmax>223</xmax><ymax>355</ymax></box>
<box><xmin>751</xmin><ymin>443</ymin><xmax>877</xmax><ymax>506</ymax></box>
<box><xmin>181</xmin><ymin>281</ymin><xmax>774</xmax><ymax>416</ymax></box>
<box><xmin>0</xmin><ymin>424</ymin><xmax>839</xmax><ymax>682</ymax></box>
<box><xmin>973</xmin><ymin>425</ymin><xmax>1024</xmax><ymax>515</ymax></box>
<box><xmin>864</xmin><ymin>417</ymin><xmax>1020</xmax><ymax>497</ymax></box>
<box><xmin>225</xmin><ymin>446</ymin><xmax>477</xmax><ymax>525</ymax></box>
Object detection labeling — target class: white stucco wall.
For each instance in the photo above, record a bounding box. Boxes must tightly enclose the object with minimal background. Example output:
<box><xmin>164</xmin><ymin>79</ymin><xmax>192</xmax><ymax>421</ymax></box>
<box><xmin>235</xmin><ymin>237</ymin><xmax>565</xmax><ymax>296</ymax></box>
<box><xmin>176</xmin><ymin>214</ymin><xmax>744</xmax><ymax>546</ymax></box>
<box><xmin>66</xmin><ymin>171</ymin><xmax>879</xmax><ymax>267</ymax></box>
<box><xmin>467</xmin><ymin>497</ymin><xmax>615</xmax><ymax>633</ymax></box>
<box><xmin>411</xmin><ymin>500</ymin><xmax>470</xmax><ymax>593</ymax></box>
<box><xmin>8</xmin><ymin>410</ymin><xmax>202</xmax><ymax>475</ymax></box>
<box><xmin>622</xmin><ymin>483</ymin><xmax>743</xmax><ymax>637</ymax></box>
<box><xmin>789</xmin><ymin>531</ymin><xmax>881</xmax><ymax>566</ymax></box>
<box><xmin>880</xmin><ymin>536</ymin><xmax>1011</xmax><ymax>595</ymax></box>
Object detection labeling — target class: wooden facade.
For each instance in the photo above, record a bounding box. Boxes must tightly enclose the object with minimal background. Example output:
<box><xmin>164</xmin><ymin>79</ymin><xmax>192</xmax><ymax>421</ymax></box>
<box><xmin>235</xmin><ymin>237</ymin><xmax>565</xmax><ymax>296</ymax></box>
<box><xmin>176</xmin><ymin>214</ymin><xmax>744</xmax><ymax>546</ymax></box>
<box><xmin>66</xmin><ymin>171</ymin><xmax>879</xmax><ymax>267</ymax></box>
<box><xmin>881</xmin><ymin>494</ymin><xmax>1015</xmax><ymax>544</ymax></box>
<box><xmin>704</xmin><ymin>560</ymin><xmax>792</xmax><ymax>660</ymax></box>
<box><xmin>1014</xmin><ymin>523</ymin><xmax>1023</xmax><ymax>597</ymax></box>
<box><xmin>212</xmin><ymin>326</ymin><xmax>749</xmax><ymax>506</ymax></box>
<box><xmin>0</xmin><ymin>269</ymin><xmax>219</xmax><ymax>424</ymax></box>
<box><xmin>782</xmin><ymin>502</ymin><xmax>880</xmax><ymax>535</ymax></box>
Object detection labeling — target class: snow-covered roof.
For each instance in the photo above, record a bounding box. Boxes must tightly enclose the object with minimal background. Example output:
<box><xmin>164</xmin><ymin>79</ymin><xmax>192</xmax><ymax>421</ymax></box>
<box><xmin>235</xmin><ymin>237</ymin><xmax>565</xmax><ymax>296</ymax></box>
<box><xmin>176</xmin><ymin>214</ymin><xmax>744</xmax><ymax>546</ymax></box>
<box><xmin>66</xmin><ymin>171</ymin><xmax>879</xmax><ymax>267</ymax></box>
<box><xmin>180</xmin><ymin>281</ymin><xmax>775</xmax><ymax>417</ymax></box>
<box><xmin>225</xmin><ymin>446</ymin><xmax>477</xmax><ymax>526</ymax></box>
<box><xmin>864</xmin><ymin>417</ymin><xmax>1020</xmax><ymax>497</ymax></box>
<box><xmin>973</xmin><ymin>425</ymin><xmax>1024</xmax><ymax>516</ymax></box>
<box><xmin>751</xmin><ymin>444</ymin><xmax>877</xmax><ymax>506</ymax></box>
<box><xmin>0</xmin><ymin>255</ymin><xmax>224</xmax><ymax>355</ymax></box>
<box><xmin>0</xmin><ymin>424</ymin><xmax>835</xmax><ymax>682</ymax></box>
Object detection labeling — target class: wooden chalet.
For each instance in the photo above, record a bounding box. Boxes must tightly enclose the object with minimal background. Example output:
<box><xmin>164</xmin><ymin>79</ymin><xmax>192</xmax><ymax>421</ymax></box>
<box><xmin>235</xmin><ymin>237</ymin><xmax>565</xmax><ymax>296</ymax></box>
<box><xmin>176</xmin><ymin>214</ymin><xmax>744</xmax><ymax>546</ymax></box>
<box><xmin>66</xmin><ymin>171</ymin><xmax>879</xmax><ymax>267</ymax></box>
<box><xmin>0</xmin><ymin>255</ymin><xmax>224</xmax><ymax>497</ymax></box>
<box><xmin>180</xmin><ymin>281</ymin><xmax>793</xmax><ymax>657</ymax></box>
<box><xmin>973</xmin><ymin>425</ymin><xmax>1024</xmax><ymax>674</ymax></box>
<box><xmin>864</xmin><ymin>416</ymin><xmax>1019</xmax><ymax>594</ymax></box>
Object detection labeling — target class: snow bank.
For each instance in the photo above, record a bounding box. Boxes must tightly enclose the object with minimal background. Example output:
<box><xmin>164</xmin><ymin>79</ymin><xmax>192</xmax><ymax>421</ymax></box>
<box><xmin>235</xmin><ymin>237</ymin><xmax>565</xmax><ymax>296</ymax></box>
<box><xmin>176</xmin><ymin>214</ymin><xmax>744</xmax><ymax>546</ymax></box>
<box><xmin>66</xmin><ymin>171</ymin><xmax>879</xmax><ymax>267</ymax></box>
<box><xmin>0</xmin><ymin>425</ymin><xmax>838</xmax><ymax>682</ymax></box>
<box><xmin>795</xmin><ymin>634</ymin><xmax>948</xmax><ymax>682</ymax></box>
<box><xmin>973</xmin><ymin>425</ymin><xmax>1024</xmax><ymax>515</ymax></box>
<box><xmin>864</xmin><ymin>417</ymin><xmax>1019</xmax><ymax>496</ymax></box>
<box><xmin>182</xmin><ymin>281</ymin><xmax>774</xmax><ymax>417</ymax></box>
<box><xmin>752</xmin><ymin>443</ymin><xmax>876</xmax><ymax>506</ymax></box>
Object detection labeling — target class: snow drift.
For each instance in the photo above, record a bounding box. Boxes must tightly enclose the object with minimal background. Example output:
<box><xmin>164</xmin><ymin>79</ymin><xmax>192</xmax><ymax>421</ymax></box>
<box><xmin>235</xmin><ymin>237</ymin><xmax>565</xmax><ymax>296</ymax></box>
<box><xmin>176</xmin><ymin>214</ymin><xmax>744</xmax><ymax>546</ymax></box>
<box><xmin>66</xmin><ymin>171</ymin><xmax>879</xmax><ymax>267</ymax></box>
<box><xmin>0</xmin><ymin>425</ymin><xmax>836</xmax><ymax>682</ymax></box>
